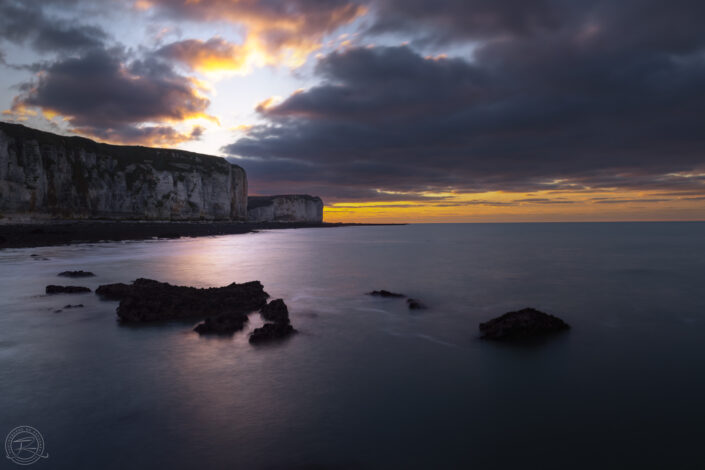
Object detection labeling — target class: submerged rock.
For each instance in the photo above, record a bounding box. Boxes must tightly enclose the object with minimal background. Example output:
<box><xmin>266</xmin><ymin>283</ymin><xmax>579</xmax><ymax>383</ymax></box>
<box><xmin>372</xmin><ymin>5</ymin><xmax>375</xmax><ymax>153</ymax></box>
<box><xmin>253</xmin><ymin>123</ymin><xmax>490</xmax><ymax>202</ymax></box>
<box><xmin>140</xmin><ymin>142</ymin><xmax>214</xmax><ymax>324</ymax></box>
<box><xmin>63</xmin><ymin>304</ymin><xmax>84</xmax><ymax>309</ymax></box>
<box><xmin>96</xmin><ymin>278</ymin><xmax>269</xmax><ymax>323</ymax></box>
<box><xmin>46</xmin><ymin>285</ymin><xmax>91</xmax><ymax>294</ymax></box>
<box><xmin>367</xmin><ymin>290</ymin><xmax>405</xmax><ymax>298</ymax></box>
<box><xmin>249</xmin><ymin>322</ymin><xmax>296</xmax><ymax>344</ymax></box>
<box><xmin>58</xmin><ymin>270</ymin><xmax>95</xmax><ymax>278</ymax></box>
<box><xmin>479</xmin><ymin>308</ymin><xmax>570</xmax><ymax>341</ymax></box>
<box><xmin>194</xmin><ymin>313</ymin><xmax>249</xmax><ymax>335</ymax></box>
<box><xmin>260</xmin><ymin>299</ymin><xmax>290</xmax><ymax>323</ymax></box>
<box><xmin>407</xmin><ymin>298</ymin><xmax>427</xmax><ymax>310</ymax></box>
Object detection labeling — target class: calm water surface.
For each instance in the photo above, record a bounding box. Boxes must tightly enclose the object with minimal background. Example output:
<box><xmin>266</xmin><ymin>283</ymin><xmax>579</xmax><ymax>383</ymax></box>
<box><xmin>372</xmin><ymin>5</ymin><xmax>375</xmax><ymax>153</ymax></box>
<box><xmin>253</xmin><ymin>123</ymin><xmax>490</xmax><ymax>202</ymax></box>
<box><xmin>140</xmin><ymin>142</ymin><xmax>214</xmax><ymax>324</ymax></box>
<box><xmin>1</xmin><ymin>223</ymin><xmax>705</xmax><ymax>469</ymax></box>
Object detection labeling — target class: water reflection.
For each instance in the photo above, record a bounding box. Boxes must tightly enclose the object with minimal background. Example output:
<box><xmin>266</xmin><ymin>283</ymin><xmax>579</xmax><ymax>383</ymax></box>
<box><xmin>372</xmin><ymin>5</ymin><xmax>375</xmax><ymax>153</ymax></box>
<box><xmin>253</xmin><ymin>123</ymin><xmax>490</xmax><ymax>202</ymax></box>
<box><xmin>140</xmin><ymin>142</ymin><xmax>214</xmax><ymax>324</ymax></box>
<box><xmin>1</xmin><ymin>223</ymin><xmax>704</xmax><ymax>468</ymax></box>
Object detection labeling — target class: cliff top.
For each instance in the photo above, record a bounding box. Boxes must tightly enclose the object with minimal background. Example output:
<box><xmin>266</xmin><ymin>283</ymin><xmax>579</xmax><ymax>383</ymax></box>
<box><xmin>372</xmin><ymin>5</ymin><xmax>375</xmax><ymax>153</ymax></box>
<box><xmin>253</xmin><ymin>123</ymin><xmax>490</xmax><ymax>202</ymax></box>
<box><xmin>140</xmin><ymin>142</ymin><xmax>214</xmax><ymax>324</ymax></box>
<box><xmin>248</xmin><ymin>195</ymin><xmax>323</xmax><ymax>209</ymax></box>
<box><xmin>0</xmin><ymin>121</ymin><xmax>242</xmax><ymax>173</ymax></box>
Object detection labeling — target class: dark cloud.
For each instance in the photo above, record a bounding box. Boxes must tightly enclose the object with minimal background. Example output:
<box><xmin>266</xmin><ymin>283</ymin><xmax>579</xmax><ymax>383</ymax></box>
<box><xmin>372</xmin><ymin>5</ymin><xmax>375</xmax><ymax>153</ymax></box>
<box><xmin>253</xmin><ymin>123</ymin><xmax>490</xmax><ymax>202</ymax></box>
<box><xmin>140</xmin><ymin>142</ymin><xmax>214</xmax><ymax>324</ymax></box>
<box><xmin>368</xmin><ymin>0</ymin><xmax>705</xmax><ymax>50</ymax></box>
<box><xmin>225</xmin><ymin>1</ymin><xmax>705</xmax><ymax>202</ymax></box>
<box><xmin>11</xmin><ymin>47</ymin><xmax>211</xmax><ymax>145</ymax></box>
<box><xmin>0</xmin><ymin>0</ymin><xmax>107</xmax><ymax>53</ymax></box>
<box><xmin>368</xmin><ymin>0</ymin><xmax>564</xmax><ymax>44</ymax></box>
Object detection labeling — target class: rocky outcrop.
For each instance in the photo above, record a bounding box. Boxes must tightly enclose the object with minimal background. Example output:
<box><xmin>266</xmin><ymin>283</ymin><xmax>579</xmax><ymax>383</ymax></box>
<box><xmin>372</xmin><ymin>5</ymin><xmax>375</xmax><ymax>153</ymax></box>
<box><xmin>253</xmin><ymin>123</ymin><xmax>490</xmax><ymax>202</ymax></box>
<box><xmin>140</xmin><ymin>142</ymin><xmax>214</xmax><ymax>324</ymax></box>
<box><xmin>53</xmin><ymin>304</ymin><xmax>84</xmax><ymax>313</ymax></box>
<box><xmin>479</xmin><ymin>308</ymin><xmax>570</xmax><ymax>340</ymax></box>
<box><xmin>58</xmin><ymin>270</ymin><xmax>95</xmax><ymax>278</ymax></box>
<box><xmin>46</xmin><ymin>285</ymin><xmax>91</xmax><ymax>294</ymax></box>
<box><xmin>194</xmin><ymin>313</ymin><xmax>249</xmax><ymax>335</ymax></box>
<box><xmin>0</xmin><ymin>122</ymin><xmax>247</xmax><ymax>221</ymax></box>
<box><xmin>259</xmin><ymin>299</ymin><xmax>290</xmax><ymax>323</ymax></box>
<box><xmin>367</xmin><ymin>290</ymin><xmax>405</xmax><ymax>298</ymax></box>
<box><xmin>247</xmin><ymin>195</ymin><xmax>323</xmax><ymax>223</ymax></box>
<box><xmin>249</xmin><ymin>299</ymin><xmax>296</xmax><ymax>344</ymax></box>
<box><xmin>95</xmin><ymin>278</ymin><xmax>269</xmax><ymax>322</ymax></box>
<box><xmin>249</xmin><ymin>322</ymin><xmax>296</xmax><ymax>344</ymax></box>
<box><xmin>406</xmin><ymin>298</ymin><xmax>427</xmax><ymax>310</ymax></box>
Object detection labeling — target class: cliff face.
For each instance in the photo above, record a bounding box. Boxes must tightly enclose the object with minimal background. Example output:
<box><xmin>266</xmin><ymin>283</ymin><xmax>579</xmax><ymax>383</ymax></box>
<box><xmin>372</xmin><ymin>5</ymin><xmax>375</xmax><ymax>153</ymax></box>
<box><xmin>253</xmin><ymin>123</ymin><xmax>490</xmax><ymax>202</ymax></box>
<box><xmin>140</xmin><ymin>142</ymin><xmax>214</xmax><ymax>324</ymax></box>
<box><xmin>248</xmin><ymin>195</ymin><xmax>323</xmax><ymax>223</ymax></box>
<box><xmin>0</xmin><ymin>122</ymin><xmax>247</xmax><ymax>221</ymax></box>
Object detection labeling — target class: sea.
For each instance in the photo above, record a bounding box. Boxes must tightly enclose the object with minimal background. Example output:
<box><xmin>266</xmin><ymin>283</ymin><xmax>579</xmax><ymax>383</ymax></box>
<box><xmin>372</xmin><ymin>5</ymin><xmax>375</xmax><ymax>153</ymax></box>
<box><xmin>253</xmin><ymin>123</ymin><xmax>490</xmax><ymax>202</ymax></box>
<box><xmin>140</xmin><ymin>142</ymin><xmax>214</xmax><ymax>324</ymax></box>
<box><xmin>1</xmin><ymin>222</ymin><xmax>704</xmax><ymax>469</ymax></box>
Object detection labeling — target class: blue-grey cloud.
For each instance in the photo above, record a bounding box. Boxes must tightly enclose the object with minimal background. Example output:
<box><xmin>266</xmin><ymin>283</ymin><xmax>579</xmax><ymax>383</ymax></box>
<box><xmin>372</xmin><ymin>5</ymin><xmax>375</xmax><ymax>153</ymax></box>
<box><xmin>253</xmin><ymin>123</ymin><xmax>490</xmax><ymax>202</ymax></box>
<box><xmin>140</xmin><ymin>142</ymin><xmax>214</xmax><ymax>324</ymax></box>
<box><xmin>10</xmin><ymin>47</ymin><xmax>211</xmax><ymax>145</ymax></box>
<box><xmin>0</xmin><ymin>0</ymin><xmax>108</xmax><ymax>53</ymax></box>
<box><xmin>225</xmin><ymin>1</ymin><xmax>705</xmax><ymax>201</ymax></box>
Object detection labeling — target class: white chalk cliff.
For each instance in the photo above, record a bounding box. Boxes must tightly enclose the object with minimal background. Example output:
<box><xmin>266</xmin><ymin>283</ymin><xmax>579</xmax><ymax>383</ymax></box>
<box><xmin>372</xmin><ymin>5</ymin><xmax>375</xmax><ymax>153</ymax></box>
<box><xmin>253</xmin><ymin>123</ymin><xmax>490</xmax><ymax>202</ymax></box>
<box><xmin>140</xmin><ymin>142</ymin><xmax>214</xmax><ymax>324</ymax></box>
<box><xmin>248</xmin><ymin>195</ymin><xmax>323</xmax><ymax>223</ymax></box>
<box><xmin>0</xmin><ymin>122</ymin><xmax>247</xmax><ymax>221</ymax></box>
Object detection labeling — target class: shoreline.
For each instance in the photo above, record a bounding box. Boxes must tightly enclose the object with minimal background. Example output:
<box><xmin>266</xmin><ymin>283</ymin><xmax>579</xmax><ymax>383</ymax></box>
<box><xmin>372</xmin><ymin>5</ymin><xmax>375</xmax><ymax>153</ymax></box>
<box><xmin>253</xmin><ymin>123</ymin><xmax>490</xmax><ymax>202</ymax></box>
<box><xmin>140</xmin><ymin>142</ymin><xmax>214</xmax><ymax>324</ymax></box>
<box><xmin>0</xmin><ymin>221</ymin><xmax>403</xmax><ymax>249</ymax></box>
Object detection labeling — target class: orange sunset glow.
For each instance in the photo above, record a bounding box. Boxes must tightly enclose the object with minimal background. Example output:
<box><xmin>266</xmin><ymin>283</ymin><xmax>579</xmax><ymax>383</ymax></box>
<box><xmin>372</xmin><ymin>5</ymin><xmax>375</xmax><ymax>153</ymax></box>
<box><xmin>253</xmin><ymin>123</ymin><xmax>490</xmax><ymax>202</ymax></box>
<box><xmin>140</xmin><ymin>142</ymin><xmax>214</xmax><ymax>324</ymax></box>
<box><xmin>323</xmin><ymin>190</ymin><xmax>705</xmax><ymax>223</ymax></box>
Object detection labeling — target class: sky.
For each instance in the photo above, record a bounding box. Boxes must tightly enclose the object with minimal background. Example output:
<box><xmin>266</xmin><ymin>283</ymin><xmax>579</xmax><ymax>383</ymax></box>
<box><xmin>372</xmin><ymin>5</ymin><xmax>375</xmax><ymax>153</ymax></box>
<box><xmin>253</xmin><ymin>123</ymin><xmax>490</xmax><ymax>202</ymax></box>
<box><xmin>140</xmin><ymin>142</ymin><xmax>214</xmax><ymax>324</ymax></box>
<box><xmin>1</xmin><ymin>0</ymin><xmax>704</xmax><ymax>222</ymax></box>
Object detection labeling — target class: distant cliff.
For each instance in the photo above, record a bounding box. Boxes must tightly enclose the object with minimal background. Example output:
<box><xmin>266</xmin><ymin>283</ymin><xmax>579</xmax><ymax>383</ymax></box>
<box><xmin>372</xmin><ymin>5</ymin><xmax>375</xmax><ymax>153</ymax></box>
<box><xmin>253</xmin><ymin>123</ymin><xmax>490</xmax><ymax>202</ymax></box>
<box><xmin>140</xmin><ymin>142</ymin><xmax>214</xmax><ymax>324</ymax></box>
<box><xmin>0</xmin><ymin>122</ymin><xmax>247</xmax><ymax>221</ymax></box>
<box><xmin>248</xmin><ymin>195</ymin><xmax>323</xmax><ymax>223</ymax></box>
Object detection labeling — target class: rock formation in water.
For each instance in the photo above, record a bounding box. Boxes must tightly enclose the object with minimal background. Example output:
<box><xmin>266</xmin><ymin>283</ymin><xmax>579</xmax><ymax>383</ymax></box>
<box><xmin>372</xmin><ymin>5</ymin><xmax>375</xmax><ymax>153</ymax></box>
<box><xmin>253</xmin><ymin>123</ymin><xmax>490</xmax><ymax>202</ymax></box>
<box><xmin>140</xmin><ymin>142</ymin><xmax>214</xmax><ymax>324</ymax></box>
<box><xmin>406</xmin><ymin>298</ymin><xmax>427</xmax><ymax>310</ymax></box>
<box><xmin>46</xmin><ymin>285</ymin><xmax>91</xmax><ymax>294</ymax></box>
<box><xmin>0</xmin><ymin>122</ymin><xmax>247</xmax><ymax>221</ymax></box>
<box><xmin>479</xmin><ymin>307</ymin><xmax>570</xmax><ymax>340</ymax></box>
<box><xmin>249</xmin><ymin>322</ymin><xmax>296</xmax><ymax>344</ymax></box>
<box><xmin>194</xmin><ymin>313</ymin><xmax>249</xmax><ymax>335</ymax></box>
<box><xmin>58</xmin><ymin>270</ymin><xmax>95</xmax><ymax>278</ymax></box>
<box><xmin>95</xmin><ymin>278</ymin><xmax>269</xmax><ymax>323</ymax></box>
<box><xmin>249</xmin><ymin>299</ymin><xmax>296</xmax><ymax>344</ymax></box>
<box><xmin>367</xmin><ymin>290</ymin><xmax>406</xmax><ymax>298</ymax></box>
<box><xmin>259</xmin><ymin>299</ymin><xmax>290</xmax><ymax>323</ymax></box>
<box><xmin>247</xmin><ymin>195</ymin><xmax>323</xmax><ymax>223</ymax></box>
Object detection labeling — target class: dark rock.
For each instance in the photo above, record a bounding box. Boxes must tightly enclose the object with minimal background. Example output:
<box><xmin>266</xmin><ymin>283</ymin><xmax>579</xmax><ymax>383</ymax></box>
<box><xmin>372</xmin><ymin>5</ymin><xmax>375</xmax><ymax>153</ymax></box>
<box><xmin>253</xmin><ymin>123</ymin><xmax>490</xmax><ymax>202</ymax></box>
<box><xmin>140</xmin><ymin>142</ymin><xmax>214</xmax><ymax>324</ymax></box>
<box><xmin>46</xmin><ymin>285</ymin><xmax>91</xmax><ymax>294</ymax></box>
<box><xmin>63</xmin><ymin>304</ymin><xmax>84</xmax><ymax>309</ymax></box>
<box><xmin>407</xmin><ymin>298</ymin><xmax>427</xmax><ymax>310</ymax></box>
<box><xmin>95</xmin><ymin>282</ymin><xmax>133</xmax><ymax>300</ymax></box>
<box><xmin>58</xmin><ymin>270</ymin><xmax>95</xmax><ymax>278</ymax></box>
<box><xmin>479</xmin><ymin>308</ymin><xmax>570</xmax><ymax>341</ymax></box>
<box><xmin>194</xmin><ymin>313</ymin><xmax>249</xmax><ymax>335</ymax></box>
<box><xmin>260</xmin><ymin>299</ymin><xmax>290</xmax><ymax>323</ymax></box>
<box><xmin>96</xmin><ymin>278</ymin><xmax>269</xmax><ymax>323</ymax></box>
<box><xmin>367</xmin><ymin>290</ymin><xmax>405</xmax><ymax>298</ymax></box>
<box><xmin>249</xmin><ymin>322</ymin><xmax>296</xmax><ymax>344</ymax></box>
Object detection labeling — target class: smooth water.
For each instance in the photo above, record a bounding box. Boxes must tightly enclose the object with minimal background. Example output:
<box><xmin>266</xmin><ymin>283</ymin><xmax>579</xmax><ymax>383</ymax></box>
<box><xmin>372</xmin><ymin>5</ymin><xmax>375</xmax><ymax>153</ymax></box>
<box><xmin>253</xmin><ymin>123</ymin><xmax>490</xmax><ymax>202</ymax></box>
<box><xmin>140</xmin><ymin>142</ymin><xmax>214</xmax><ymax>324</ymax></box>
<box><xmin>1</xmin><ymin>223</ymin><xmax>705</xmax><ymax>469</ymax></box>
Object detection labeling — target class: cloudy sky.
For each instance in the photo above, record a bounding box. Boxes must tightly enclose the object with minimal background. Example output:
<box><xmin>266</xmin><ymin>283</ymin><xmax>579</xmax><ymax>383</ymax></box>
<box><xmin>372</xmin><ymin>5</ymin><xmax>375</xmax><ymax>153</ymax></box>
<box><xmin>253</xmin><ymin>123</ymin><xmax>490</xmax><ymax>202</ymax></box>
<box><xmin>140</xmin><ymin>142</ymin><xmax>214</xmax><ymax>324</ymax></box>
<box><xmin>1</xmin><ymin>0</ymin><xmax>704</xmax><ymax>222</ymax></box>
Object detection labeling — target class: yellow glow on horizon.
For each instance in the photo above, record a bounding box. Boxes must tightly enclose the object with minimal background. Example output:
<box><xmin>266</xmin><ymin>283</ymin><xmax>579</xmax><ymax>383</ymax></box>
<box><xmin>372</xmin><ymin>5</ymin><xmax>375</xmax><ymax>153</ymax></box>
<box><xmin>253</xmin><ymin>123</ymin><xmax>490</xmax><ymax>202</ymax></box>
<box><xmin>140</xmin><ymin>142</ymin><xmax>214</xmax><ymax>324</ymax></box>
<box><xmin>322</xmin><ymin>189</ymin><xmax>705</xmax><ymax>223</ymax></box>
